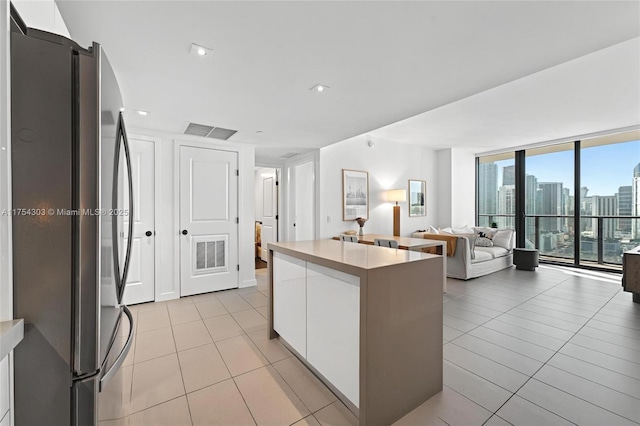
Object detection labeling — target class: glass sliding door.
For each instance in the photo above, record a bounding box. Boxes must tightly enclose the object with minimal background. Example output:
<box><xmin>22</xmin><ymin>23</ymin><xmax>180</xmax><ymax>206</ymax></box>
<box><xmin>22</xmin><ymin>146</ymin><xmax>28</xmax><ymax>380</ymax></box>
<box><xmin>580</xmin><ymin>132</ymin><xmax>640</xmax><ymax>269</ymax></box>
<box><xmin>524</xmin><ymin>142</ymin><xmax>575</xmax><ymax>263</ymax></box>
<box><xmin>477</xmin><ymin>153</ymin><xmax>515</xmax><ymax>229</ymax></box>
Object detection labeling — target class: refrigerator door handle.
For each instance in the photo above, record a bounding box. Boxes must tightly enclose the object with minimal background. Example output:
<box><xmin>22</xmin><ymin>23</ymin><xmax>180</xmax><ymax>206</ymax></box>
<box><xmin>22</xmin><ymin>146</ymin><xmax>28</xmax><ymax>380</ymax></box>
<box><xmin>99</xmin><ymin>305</ymin><xmax>134</xmax><ymax>391</ymax></box>
<box><xmin>117</xmin><ymin>114</ymin><xmax>134</xmax><ymax>304</ymax></box>
<box><xmin>111</xmin><ymin>114</ymin><xmax>123</xmax><ymax>292</ymax></box>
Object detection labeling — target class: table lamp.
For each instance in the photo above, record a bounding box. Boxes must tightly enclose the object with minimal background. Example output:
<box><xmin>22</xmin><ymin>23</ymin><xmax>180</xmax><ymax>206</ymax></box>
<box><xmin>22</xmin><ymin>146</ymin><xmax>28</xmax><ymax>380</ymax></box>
<box><xmin>387</xmin><ymin>189</ymin><xmax>406</xmax><ymax>236</ymax></box>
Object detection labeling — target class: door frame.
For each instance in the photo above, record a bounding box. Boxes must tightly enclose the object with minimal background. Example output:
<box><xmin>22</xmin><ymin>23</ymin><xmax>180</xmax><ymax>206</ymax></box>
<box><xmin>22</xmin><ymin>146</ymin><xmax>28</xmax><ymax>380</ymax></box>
<box><xmin>284</xmin><ymin>151</ymin><xmax>320</xmax><ymax>241</ymax></box>
<box><xmin>173</xmin><ymin>139</ymin><xmax>245</xmax><ymax>297</ymax></box>
<box><xmin>255</xmin><ymin>161</ymin><xmax>284</xmax><ymax>244</ymax></box>
<box><xmin>128</xmin><ymin>134</ymin><xmax>160</xmax><ymax>302</ymax></box>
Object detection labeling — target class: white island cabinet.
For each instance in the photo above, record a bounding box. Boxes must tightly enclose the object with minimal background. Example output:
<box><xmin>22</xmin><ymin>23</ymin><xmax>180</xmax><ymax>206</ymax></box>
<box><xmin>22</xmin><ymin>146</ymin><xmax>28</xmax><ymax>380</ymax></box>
<box><xmin>306</xmin><ymin>262</ymin><xmax>360</xmax><ymax>407</ymax></box>
<box><xmin>268</xmin><ymin>240</ymin><xmax>443</xmax><ymax>426</ymax></box>
<box><xmin>0</xmin><ymin>320</ymin><xmax>24</xmax><ymax>426</ymax></box>
<box><xmin>272</xmin><ymin>252</ymin><xmax>307</xmax><ymax>358</ymax></box>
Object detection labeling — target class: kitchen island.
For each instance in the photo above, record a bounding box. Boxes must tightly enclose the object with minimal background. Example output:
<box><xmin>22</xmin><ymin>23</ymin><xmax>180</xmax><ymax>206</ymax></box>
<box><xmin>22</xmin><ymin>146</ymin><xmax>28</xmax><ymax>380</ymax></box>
<box><xmin>268</xmin><ymin>239</ymin><xmax>443</xmax><ymax>426</ymax></box>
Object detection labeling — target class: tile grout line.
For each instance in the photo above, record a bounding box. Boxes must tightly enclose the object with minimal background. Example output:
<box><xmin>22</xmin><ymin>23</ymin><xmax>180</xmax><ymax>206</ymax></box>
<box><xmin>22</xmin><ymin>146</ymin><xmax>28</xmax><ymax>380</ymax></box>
<box><xmin>488</xmin><ymin>286</ymin><xmax>626</xmax><ymax>424</ymax></box>
<box><xmin>551</xmin><ymin>346</ymin><xmax>640</xmax><ymax>383</ymax></box>
<box><xmin>447</xmin><ymin>276</ymin><xmax>576</xmax><ymax>423</ymax></box>
<box><xmin>178</xmin><ymin>297</ymin><xmax>258</xmax><ymax>425</ymax></box>
<box><xmin>230</xmin><ymin>372</ymin><xmax>260</xmax><ymax>426</ymax></box>
<box><xmin>564</xmin><ymin>338</ymin><xmax>640</xmax><ymax>366</ymax></box>
<box><xmin>166</xmin><ymin>320</ymin><xmax>194</xmax><ymax>426</ymax></box>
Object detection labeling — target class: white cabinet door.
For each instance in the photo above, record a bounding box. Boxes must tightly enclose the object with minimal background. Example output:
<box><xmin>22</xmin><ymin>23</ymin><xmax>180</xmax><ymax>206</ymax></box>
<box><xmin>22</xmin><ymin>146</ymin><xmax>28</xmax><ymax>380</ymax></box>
<box><xmin>273</xmin><ymin>252</ymin><xmax>307</xmax><ymax>357</ymax></box>
<box><xmin>0</xmin><ymin>356</ymin><xmax>8</xmax><ymax>422</ymax></box>
<box><xmin>306</xmin><ymin>262</ymin><xmax>360</xmax><ymax>407</ymax></box>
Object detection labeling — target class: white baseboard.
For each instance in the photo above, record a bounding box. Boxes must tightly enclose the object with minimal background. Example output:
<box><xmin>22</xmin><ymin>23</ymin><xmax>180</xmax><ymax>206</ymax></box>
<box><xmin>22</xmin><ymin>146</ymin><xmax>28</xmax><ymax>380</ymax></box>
<box><xmin>240</xmin><ymin>278</ymin><xmax>257</xmax><ymax>288</ymax></box>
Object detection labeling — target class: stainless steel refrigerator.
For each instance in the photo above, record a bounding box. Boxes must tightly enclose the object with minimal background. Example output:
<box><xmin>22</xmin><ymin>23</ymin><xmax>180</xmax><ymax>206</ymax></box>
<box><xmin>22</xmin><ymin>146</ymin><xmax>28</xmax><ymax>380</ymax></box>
<box><xmin>10</xmin><ymin>7</ymin><xmax>135</xmax><ymax>425</ymax></box>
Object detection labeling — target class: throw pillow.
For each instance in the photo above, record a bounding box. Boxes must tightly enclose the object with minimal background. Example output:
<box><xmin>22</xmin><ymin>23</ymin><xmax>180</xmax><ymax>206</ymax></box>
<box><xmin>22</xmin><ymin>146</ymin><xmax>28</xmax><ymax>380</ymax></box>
<box><xmin>476</xmin><ymin>237</ymin><xmax>494</xmax><ymax>247</ymax></box>
<box><xmin>492</xmin><ymin>229</ymin><xmax>514</xmax><ymax>250</ymax></box>
<box><xmin>452</xmin><ymin>226</ymin><xmax>475</xmax><ymax>235</ymax></box>
<box><xmin>473</xmin><ymin>226</ymin><xmax>498</xmax><ymax>239</ymax></box>
<box><xmin>440</xmin><ymin>227</ymin><xmax>454</xmax><ymax>234</ymax></box>
<box><xmin>429</xmin><ymin>225</ymin><xmax>439</xmax><ymax>234</ymax></box>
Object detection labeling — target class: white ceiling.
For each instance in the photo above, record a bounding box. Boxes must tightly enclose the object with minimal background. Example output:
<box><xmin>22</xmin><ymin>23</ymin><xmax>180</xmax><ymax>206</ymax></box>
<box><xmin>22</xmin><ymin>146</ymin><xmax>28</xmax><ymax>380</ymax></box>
<box><xmin>55</xmin><ymin>1</ymin><xmax>640</xmax><ymax>159</ymax></box>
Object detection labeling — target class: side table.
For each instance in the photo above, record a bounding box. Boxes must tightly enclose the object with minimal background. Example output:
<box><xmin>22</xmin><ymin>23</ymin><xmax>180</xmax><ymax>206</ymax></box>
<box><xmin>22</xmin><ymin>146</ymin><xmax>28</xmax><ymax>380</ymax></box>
<box><xmin>513</xmin><ymin>248</ymin><xmax>539</xmax><ymax>271</ymax></box>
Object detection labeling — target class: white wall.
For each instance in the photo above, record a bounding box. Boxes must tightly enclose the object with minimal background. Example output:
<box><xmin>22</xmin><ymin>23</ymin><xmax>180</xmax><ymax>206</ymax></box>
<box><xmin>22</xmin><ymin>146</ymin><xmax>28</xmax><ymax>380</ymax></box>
<box><xmin>292</xmin><ymin>161</ymin><xmax>315</xmax><ymax>240</ymax></box>
<box><xmin>12</xmin><ymin>0</ymin><xmax>70</xmax><ymax>37</ymax></box>
<box><xmin>319</xmin><ymin>136</ymin><xmax>439</xmax><ymax>238</ymax></box>
<box><xmin>129</xmin><ymin>127</ymin><xmax>256</xmax><ymax>298</ymax></box>
<box><xmin>436</xmin><ymin>149</ymin><xmax>452</xmax><ymax>229</ymax></box>
<box><xmin>435</xmin><ymin>147</ymin><xmax>477</xmax><ymax>228</ymax></box>
<box><xmin>284</xmin><ymin>152</ymin><xmax>320</xmax><ymax>241</ymax></box>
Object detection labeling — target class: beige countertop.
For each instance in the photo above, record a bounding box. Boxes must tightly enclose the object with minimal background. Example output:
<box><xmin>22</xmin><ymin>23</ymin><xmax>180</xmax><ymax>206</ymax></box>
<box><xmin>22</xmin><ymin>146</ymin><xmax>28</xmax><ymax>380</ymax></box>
<box><xmin>0</xmin><ymin>319</ymin><xmax>24</xmax><ymax>360</ymax></box>
<box><xmin>269</xmin><ymin>239</ymin><xmax>438</xmax><ymax>271</ymax></box>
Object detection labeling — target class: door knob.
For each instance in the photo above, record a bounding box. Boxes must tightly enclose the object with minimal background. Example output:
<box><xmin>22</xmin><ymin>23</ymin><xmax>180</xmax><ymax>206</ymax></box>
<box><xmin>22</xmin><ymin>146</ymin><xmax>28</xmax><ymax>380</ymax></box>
<box><xmin>182</xmin><ymin>229</ymin><xmax>188</xmax><ymax>235</ymax></box>
<box><xmin>145</xmin><ymin>231</ymin><xmax>152</xmax><ymax>237</ymax></box>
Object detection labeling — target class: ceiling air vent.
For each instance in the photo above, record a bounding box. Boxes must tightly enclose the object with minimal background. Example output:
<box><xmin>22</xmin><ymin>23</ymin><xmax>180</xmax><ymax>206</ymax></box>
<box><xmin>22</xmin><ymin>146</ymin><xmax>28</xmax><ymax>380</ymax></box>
<box><xmin>207</xmin><ymin>127</ymin><xmax>237</xmax><ymax>141</ymax></box>
<box><xmin>184</xmin><ymin>122</ymin><xmax>215</xmax><ymax>137</ymax></box>
<box><xmin>184</xmin><ymin>122</ymin><xmax>238</xmax><ymax>141</ymax></box>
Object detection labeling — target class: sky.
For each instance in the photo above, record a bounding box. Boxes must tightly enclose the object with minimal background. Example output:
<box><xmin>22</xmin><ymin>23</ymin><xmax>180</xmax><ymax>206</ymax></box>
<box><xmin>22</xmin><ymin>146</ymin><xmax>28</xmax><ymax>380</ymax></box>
<box><xmin>494</xmin><ymin>141</ymin><xmax>640</xmax><ymax>197</ymax></box>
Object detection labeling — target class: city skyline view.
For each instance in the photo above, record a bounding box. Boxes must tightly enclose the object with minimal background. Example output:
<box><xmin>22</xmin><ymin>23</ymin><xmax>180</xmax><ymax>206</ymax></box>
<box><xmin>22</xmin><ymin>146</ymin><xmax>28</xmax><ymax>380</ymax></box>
<box><xmin>489</xmin><ymin>141</ymin><xmax>640</xmax><ymax>196</ymax></box>
<box><xmin>477</xmin><ymin>137</ymin><xmax>640</xmax><ymax>269</ymax></box>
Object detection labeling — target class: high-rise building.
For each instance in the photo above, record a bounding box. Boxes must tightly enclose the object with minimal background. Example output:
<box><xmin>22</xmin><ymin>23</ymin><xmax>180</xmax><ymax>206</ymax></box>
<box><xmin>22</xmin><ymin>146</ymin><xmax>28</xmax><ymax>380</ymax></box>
<box><xmin>525</xmin><ymin>174</ymin><xmax>538</xmax><ymax>214</ymax></box>
<box><xmin>617</xmin><ymin>185</ymin><xmax>632</xmax><ymax>234</ymax></box>
<box><xmin>524</xmin><ymin>174</ymin><xmax>538</xmax><ymax>243</ymax></box>
<box><xmin>503</xmin><ymin>165</ymin><xmax>515</xmax><ymax>186</ymax></box>
<box><xmin>633</xmin><ymin>163</ymin><xmax>640</xmax><ymax>239</ymax></box>
<box><xmin>563</xmin><ymin>187</ymin><xmax>572</xmax><ymax>232</ymax></box>
<box><xmin>580</xmin><ymin>187</ymin><xmax>592</xmax><ymax>233</ymax></box>
<box><xmin>591</xmin><ymin>195</ymin><xmax>617</xmax><ymax>239</ymax></box>
<box><xmin>498</xmin><ymin>185</ymin><xmax>515</xmax><ymax>229</ymax></box>
<box><xmin>478</xmin><ymin>162</ymin><xmax>498</xmax><ymax>217</ymax></box>
<box><xmin>538</xmin><ymin>182</ymin><xmax>564</xmax><ymax>232</ymax></box>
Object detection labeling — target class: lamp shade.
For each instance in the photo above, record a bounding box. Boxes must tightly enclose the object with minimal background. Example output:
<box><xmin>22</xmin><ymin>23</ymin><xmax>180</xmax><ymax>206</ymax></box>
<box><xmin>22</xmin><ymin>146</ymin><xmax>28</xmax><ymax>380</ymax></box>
<box><xmin>386</xmin><ymin>189</ymin><xmax>407</xmax><ymax>203</ymax></box>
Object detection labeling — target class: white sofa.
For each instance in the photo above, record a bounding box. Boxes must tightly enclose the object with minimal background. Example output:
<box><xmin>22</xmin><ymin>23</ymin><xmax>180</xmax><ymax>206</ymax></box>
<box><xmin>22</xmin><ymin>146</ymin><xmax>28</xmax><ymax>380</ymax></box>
<box><xmin>413</xmin><ymin>228</ymin><xmax>515</xmax><ymax>280</ymax></box>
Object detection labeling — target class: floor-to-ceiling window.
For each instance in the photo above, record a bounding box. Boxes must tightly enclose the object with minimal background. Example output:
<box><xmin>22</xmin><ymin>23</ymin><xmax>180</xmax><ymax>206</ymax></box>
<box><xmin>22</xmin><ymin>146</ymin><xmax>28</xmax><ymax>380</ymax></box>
<box><xmin>476</xmin><ymin>130</ymin><xmax>640</xmax><ymax>272</ymax></box>
<box><xmin>477</xmin><ymin>153</ymin><xmax>515</xmax><ymax>229</ymax></box>
<box><xmin>580</xmin><ymin>134</ymin><xmax>640</xmax><ymax>268</ymax></box>
<box><xmin>524</xmin><ymin>142</ymin><xmax>575</xmax><ymax>263</ymax></box>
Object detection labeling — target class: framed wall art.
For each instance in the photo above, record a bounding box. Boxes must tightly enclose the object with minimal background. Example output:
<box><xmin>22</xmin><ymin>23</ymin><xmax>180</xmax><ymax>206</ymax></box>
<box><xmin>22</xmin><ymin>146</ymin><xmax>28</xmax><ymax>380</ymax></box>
<box><xmin>408</xmin><ymin>179</ymin><xmax>426</xmax><ymax>216</ymax></box>
<box><xmin>342</xmin><ymin>169</ymin><xmax>369</xmax><ymax>220</ymax></box>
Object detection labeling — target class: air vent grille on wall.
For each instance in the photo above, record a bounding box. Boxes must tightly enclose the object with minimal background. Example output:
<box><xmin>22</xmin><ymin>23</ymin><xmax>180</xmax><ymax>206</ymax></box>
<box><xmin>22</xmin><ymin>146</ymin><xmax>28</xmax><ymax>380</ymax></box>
<box><xmin>184</xmin><ymin>122</ymin><xmax>238</xmax><ymax>140</ymax></box>
<box><xmin>196</xmin><ymin>240</ymin><xmax>226</xmax><ymax>270</ymax></box>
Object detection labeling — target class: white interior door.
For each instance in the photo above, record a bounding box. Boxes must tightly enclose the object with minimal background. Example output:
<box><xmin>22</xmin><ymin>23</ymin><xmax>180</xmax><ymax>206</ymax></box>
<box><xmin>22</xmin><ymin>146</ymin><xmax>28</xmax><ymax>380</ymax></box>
<box><xmin>180</xmin><ymin>146</ymin><xmax>238</xmax><ymax>296</ymax></box>
<box><xmin>121</xmin><ymin>138</ymin><xmax>155</xmax><ymax>305</ymax></box>
<box><xmin>292</xmin><ymin>161</ymin><xmax>315</xmax><ymax>241</ymax></box>
<box><xmin>259</xmin><ymin>169</ymin><xmax>278</xmax><ymax>261</ymax></box>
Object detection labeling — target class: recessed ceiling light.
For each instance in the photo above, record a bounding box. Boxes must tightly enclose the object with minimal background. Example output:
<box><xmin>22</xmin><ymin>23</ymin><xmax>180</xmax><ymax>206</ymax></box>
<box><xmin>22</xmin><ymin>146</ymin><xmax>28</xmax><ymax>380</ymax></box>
<box><xmin>190</xmin><ymin>43</ymin><xmax>213</xmax><ymax>57</ymax></box>
<box><xmin>136</xmin><ymin>110</ymin><xmax>149</xmax><ymax>116</ymax></box>
<box><xmin>309</xmin><ymin>84</ymin><xmax>329</xmax><ymax>93</ymax></box>
<box><xmin>256</xmin><ymin>130</ymin><xmax>264</xmax><ymax>134</ymax></box>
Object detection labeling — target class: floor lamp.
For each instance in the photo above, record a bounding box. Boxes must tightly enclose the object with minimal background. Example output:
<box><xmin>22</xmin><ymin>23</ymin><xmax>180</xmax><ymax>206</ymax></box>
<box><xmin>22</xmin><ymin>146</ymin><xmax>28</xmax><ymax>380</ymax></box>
<box><xmin>387</xmin><ymin>189</ymin><xmax>407</xmax><ymax>236</ymax></box>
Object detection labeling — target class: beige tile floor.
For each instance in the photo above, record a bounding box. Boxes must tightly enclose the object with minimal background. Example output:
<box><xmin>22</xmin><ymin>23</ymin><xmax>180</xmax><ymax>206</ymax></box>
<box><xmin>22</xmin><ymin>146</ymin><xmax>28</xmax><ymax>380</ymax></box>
<box><xmin>103</xmin><ymin>265</ymin><xmax>640</xmax><ymax>426</ymax></box>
